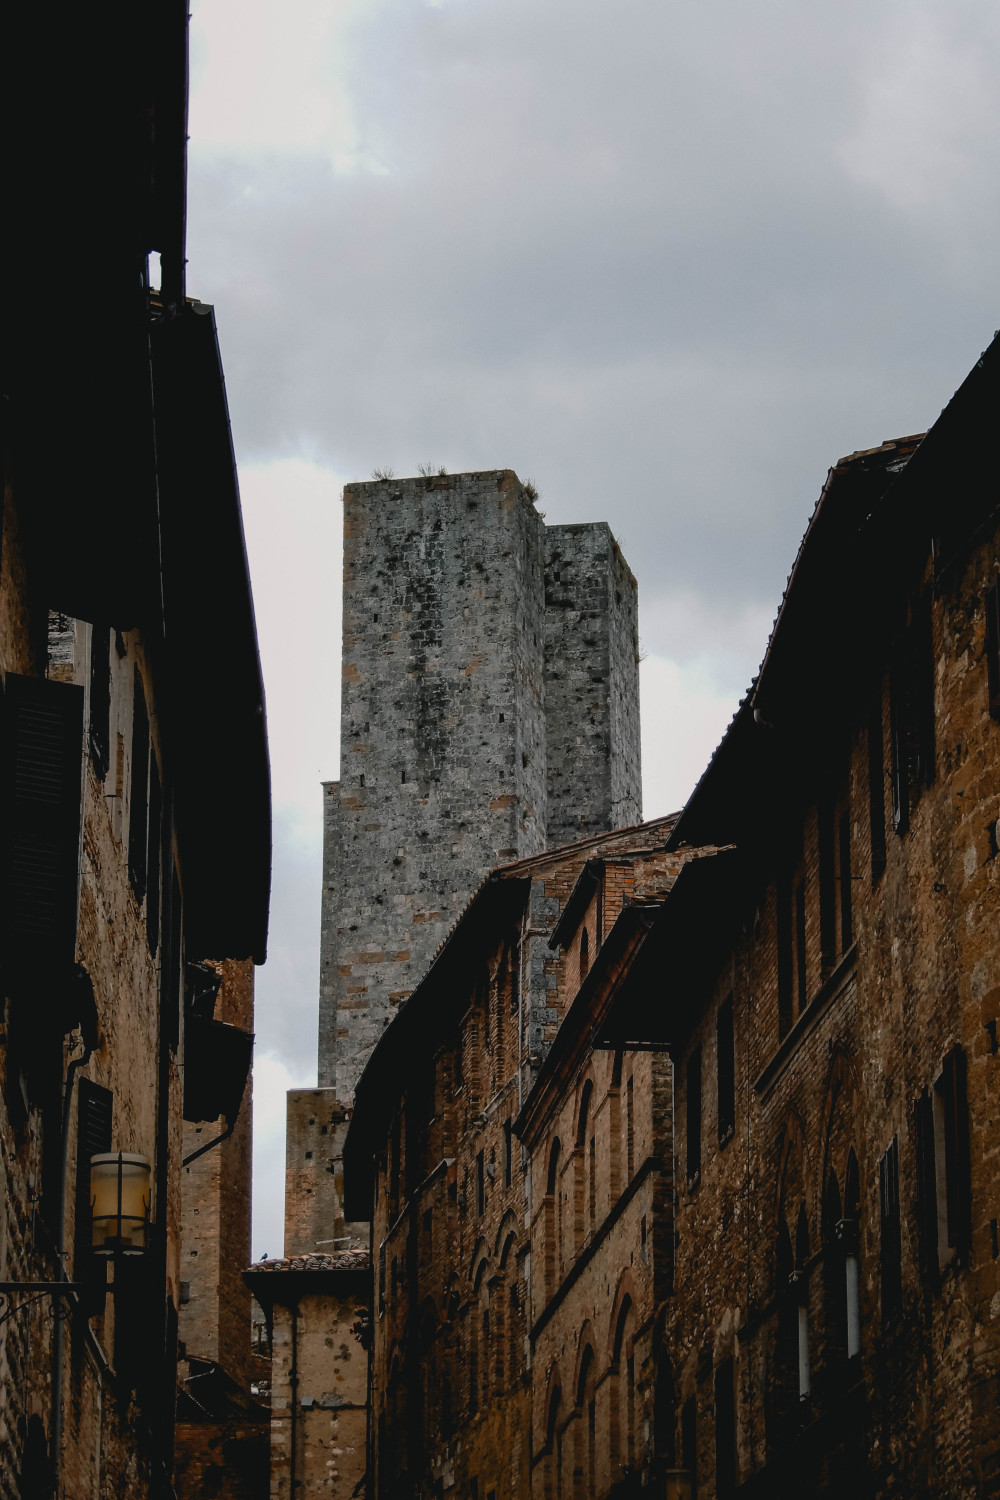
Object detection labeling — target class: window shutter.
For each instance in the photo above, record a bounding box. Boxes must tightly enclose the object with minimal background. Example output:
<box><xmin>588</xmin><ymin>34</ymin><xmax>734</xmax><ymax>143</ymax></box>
<box><xmin>1</xmin><ymin>673</ymin><xmax>84</xmax><ymax>973</ymax></box>
<box><xmin>939</xmin><ymin>1045</ymin><xmax>972</xmax><ymax>1258</ymax></box>
<box><xmin>74</xmin><ymin>1078</ymin><xmax>113</xmax><ymax>1273</ymax></box>
<box><xmin>913</xmin><ymin>1089</ymin><xmax>938</xmax><ymax>1281</ymax></box>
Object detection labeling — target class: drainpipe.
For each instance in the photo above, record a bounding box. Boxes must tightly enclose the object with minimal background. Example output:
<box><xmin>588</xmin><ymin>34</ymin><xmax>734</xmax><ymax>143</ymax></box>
<box><xmin>51</xmin><ymin>1033</ymin><xmax>92</xmax><ymax>1496</ymax></box>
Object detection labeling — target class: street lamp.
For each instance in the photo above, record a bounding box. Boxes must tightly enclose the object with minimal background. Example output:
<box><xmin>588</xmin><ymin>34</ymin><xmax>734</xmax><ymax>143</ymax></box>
<box><xmin>90</xmin><ymin>1153</ymin><xmax>151</xmax><ymax>1256</ymax></box>
<box><xmin>662</xmin><ymin>1471</ymin><xmax>695</xmax><ymax>1500</ymax></box>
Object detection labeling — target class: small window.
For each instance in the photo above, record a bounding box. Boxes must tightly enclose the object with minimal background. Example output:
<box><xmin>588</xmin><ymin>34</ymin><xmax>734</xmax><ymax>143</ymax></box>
<box><xmin>717</xmin><ymin>996</ymin><xmax>735</xmax><ymax>1144</ymax></box>
<box><xmin>579</xmin><ymin>926</ymin><xmax>589</xmax><ymax>981</ymax></box>
<box><xmin>715</xmin><ymin>1357</ymin><xmax>736</xmax><ymax>1497</ymax></box>
<box><xmin>681</xmin><ymin>1395</ymin><xmax>697</xmax><ymax>1485</ymax></box>
<box><xmin>686</xmin><ymin>1047</ymin><xmax>702</xmax><ymax>1186</ymax></box>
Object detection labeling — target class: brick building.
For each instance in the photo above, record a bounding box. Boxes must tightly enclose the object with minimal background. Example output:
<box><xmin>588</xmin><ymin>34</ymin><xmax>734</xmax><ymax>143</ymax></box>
<box><xmin>593</xmin><ymin>336</ymin><xmax>1000</xmax><ymax>1493</ymax></box>
<box><xmin>341</xmin><ymin>820</ymin><xmax>680</xmax><ymax>1498</ymax></box>
<box><xmin>0</xmin><ymin>4</ymin><xmax>271</xmax><ymax>1496</ymax></box>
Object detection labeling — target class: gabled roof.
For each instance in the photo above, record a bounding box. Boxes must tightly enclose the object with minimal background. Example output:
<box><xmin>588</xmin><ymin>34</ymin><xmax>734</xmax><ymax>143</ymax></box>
<box><xmin>668</xmin><ymin>329</ymin><xmax>1000</xmax><ymax>853</ymax></box>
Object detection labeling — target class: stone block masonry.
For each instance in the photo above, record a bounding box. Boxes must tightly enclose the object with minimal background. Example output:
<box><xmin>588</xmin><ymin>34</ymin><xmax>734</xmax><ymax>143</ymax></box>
<box><xmin>317</xmin><ymin>471</ymin><xmax>642</xmax><ymax>1104</ymax></box>
<box><xmin>544</xmin><ymin>523</ymin><xmax>641</xmax><ymax>847</ymax></box>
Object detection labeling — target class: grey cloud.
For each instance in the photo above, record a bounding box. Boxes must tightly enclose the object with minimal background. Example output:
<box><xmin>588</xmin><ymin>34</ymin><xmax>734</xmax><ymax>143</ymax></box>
<box><xmin>189</xmin><ymin>0</ymin><xmax>1000</xmax><ymax>645</ymax></box>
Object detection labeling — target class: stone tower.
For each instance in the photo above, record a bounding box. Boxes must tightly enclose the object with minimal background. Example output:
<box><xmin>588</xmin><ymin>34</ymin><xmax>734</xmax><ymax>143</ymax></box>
<box><xmin>284</xmin><ymin>469</ymin><xmax>641</xmax><ymax>1254</ymax></box>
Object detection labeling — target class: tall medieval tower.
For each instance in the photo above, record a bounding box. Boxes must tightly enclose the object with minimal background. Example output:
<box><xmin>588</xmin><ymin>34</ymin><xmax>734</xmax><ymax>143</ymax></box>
<box><xmin>284</xmin><ymin>470</ymin><xmax>642</xmax><ymax>1253</ymax></box>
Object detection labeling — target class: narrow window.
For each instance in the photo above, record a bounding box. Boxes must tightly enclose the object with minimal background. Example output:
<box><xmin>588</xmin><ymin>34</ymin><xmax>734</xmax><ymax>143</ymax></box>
<box><xmin>714</xmin><ymin>1357</ymin><xmax>736</xmax><ymax>1497</ymax></box>
<box><xmin>776</xmin><ymin>874</ymin><xmax>793</xmax><ymax>1040</ymax></box>
<box><xmin>986</xmin><ymin>578</ymin><xmax>1000</xmax><ymax>720</ymax></box>
<box><xmin>717</xmin><ymin>995</ymin><xmax>735</xmax><ymax>1144</ymax></box>
<box><xmin>88</xmin><ymin>624</ymin><xmax>111</xmax><ymax>781</ymax></box>
<box><xmin>579</xmin><ymin>926</ymin><xmax>589</xmax><ymax>981</ymax></box>
<box><xmin>503</xmin><ymin>1118</ymin><xmax>513</xmax><ymax>1188</ymax></box>
<box><xmin>879</xmin><ymin>1136</ymin><xmax>902</xmax><ymax>1326</ymax></box>
<box><xmin>127</xmin><ymin>668</ymin><xmax>149</xmax><ymax>901</ymax></box>
<box><xmin>476</xmin><ymin>1149</ymin><xmax>485</xmax><ymax>1216</ymax></box>
<box><xmin>686</xmin><ymin>1047</ymin><xmax>702</xmax><ymax>1186</ymax></box>
<box><xmin>914</xmin><ymin>1088</ymin><xmax>938</xmax><ymax>1281</ymax></box>
<box><xmin>838</xmin><ymin>811</ymin><xmax>853</xmax><ymax>951</ymax></box>
<box><xmin>681</xmin><ymin>1396</ymin><xmax>697</xmax><ymax>1487</ymax></box>
<box><xmin>818</xmin><ymin>794</ymin><xmax>836</xmax><ymax>972</ymax></box>
<box><xmin>868</xmin><ymin>686</ymin><xmax>887</xmax><ymax>882</ymax></box>
<box><xmin>937</xmin><ymin>1046</ymin><xmax>972</xmax><ymax>1259</ymax></box>
<box><xmin>626</xmin><ymin>1076</ymin><xmax>635</xmax><ymax>1181</ymax></box>
<box><xmin>794</xmin><ymin>880</ymin><xmax>807</xmax><ymax>1012</ymax></box>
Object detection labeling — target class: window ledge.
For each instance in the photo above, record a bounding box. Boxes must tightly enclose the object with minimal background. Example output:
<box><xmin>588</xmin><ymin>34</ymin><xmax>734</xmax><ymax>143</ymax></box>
<box><xmin>755</xmin><ymin>946</ymin><xmax>857</xmax><ymax>1101</ymax></box>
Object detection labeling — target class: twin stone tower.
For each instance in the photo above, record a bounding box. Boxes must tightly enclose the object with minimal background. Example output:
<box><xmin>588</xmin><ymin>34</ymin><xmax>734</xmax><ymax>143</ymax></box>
<box><xmin>283</xmin><ymin>470</ymin><xmax>643</xmax><ymax>1255</ymax></box>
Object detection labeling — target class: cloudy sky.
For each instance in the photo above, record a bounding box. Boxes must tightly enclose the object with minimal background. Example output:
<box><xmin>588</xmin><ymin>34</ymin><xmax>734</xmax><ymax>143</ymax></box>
<box><xmin>186</xmin><ymin>0</ymin><xmax>1000</xmax><ymax>1257</ymax></box>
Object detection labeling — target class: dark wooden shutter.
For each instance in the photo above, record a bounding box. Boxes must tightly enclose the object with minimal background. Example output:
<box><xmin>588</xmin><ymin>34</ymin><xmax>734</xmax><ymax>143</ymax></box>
<box><xmin>127</xmin><ymin>667</ymin><xmax>149</xmax><ymax>902</ymax></box>
<box><xmin>986</xmin><ymin>579</ymin><xmax>1000</xmax><ymax>721</ymax></box>
<box><xmin>715</xmin><ymin>1356</ymin><xmax>736</xmax><ymax>1497</ymax></box>
<box><xmin>74</xmin><ymin>1078</ymin><xmax>113</xmax><ymax>1273</ymax></box>
<box><xmin>938</xmin><ymin>1046</ymin><xmax>972</xmax><ymax>1258</ymax></box>
<box><xmin>1</xmin><ymin>673</ymin><xmax>84</xmax><ymax>973</ymax></box>
<box><xmin>913</xmin><ymin>1089</ymin><xmax>938</xmax><ymax>1281</ymax></box>
<box><xmin>879</xmin><ymin>1136</ymin><xmax>902</xmax><ymax>1325</ymax></box>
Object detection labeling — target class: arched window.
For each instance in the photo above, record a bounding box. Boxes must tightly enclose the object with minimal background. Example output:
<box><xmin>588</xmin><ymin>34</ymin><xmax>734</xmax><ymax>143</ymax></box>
<box><xmin>544</xmin><ymin>1381</ymin><xmax>563</xmax><ymax>1500</ymax></box>
<box><xmin>841</xmin><ymin>1150</ymin><xmax>861</xmax><ymax>1359</ymax></box>
<box><xmin>610</xmin><ymin>1295</ymin><xmax>636</xmax><ymax>1474</ymax></box>
<box><xmin>576</xmin><ymin>1345</ymin><xmax>597</xmax><ymax>1500</ymax></box>
<box><xmin>545</xmin><ymin>1139</ymin><xmax>561</xmax><ymax>1300</ymax></box>
<box><xmin>575</xmin><ymin>1082</ymin><xmax>594</xmax><ymax>1252</ymax></box>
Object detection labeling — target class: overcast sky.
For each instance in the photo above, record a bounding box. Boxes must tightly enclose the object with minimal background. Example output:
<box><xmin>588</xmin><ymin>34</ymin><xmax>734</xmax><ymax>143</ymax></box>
<box><xmin>186</xmin><ymin>0</ymin><xmax>1000</xmax><ymax>1258</ymax></box>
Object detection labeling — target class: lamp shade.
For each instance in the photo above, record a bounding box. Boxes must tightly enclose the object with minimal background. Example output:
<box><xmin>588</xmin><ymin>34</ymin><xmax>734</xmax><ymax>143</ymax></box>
<box><xmin>90</xmin><ymin>1152</ymin><xmax>151</xmax><ymax>1255</ymax></box>
<box><xmin>662</xmin><ymin>1471</ymin><xmax>695</xmax><ymax>1500</ymax></box>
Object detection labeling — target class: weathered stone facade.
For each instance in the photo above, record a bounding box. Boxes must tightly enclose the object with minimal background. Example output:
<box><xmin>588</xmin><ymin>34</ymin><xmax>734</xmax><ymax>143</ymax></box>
<box><xmin>318</xmin><ymin>471</ymin><xmax>641</xmax><ymax>1105</ymax></box>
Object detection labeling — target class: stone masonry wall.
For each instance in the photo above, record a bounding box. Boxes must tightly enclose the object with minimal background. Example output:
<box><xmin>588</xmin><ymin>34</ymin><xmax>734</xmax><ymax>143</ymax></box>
<box><xmin>543</xmin><ymin>524</ymin><xmax>641</xmax><ymax>848</ymax></box>
<box><xmin>318</xmin><ymin>473</ymin><xmax>643</xmax><ymax>1107</ymax></box>
<box><xmin>318</xmin><ymin>470</ymin><xmax>551</xmax><ymax>1102</ymax></box>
